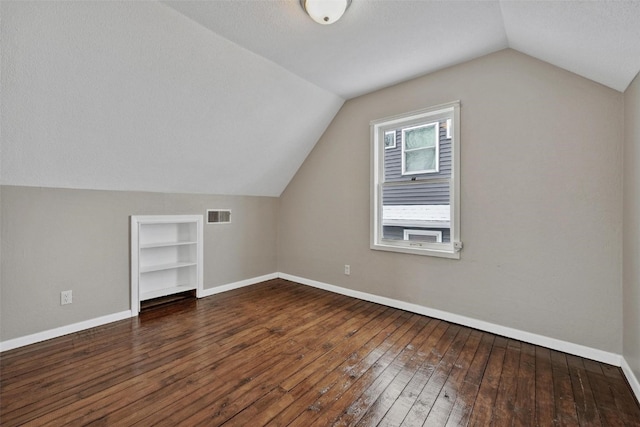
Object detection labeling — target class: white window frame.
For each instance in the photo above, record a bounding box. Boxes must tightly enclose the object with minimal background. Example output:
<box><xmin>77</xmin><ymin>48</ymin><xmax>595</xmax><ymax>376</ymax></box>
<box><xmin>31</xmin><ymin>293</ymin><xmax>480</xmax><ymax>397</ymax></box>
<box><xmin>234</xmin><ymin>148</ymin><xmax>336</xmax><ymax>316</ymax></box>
<box><xmin>403</xmin><ymin>229</ymin><xmax>443</xmax><ymax>243</ymax></box>
<box><xmin>401</xmin><ymin>122</ymin><xmax>439</xmax><ymax>175</ymax></box>
<box><xmin>446</xmin><ymin>118</ymin><xmax>452</xmax><ymax>139</ymax></box>
<box><xmin>370</xmin><ymin>101</ymin><xmax>461</xmax><ymax>259</ymax></box>
<box><xmin>384</xmin><ymin>130</ymin><xmax>396</xmax><ymax>149</ymax></box>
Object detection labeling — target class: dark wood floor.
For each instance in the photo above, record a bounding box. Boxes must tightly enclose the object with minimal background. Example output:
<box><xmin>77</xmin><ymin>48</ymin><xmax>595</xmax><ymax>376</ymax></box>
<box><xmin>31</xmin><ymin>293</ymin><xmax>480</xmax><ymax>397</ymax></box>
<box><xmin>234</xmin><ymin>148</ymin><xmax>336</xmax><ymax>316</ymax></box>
<box><xmin>1</xmin><ymin>279</ymin><xmax>639</xmax><ymax>426</ymax></box>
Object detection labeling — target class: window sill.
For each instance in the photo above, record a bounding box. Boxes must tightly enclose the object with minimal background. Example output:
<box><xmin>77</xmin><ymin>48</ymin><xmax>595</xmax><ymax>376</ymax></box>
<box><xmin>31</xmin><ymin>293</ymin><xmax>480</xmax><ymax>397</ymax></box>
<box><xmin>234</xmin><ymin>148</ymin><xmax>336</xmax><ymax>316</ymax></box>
<box><xmin>371</xmin><ymin>242</ymin><xmax>461</xmax><ymax>259</ymax></box>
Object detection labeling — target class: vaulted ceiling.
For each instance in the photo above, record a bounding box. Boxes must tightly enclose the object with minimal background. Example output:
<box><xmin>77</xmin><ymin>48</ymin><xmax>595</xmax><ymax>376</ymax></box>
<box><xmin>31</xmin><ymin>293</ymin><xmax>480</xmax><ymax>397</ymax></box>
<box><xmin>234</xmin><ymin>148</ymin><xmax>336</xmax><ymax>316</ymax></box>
<box><xmin>164</xmin><ymin>0</ymin><xmax>640</xmax><ymax>98</ymax></box>
<box><xmin>3</xmin><ymin>1</ymin><xmax>640</xmax><ymax>197</ymax></box>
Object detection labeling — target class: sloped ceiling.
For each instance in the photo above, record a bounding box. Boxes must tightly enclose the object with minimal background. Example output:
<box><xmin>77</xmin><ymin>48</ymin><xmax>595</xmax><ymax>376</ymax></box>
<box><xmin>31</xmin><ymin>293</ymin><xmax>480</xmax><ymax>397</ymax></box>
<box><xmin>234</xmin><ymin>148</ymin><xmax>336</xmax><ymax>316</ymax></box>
<box><xmin>2</xmin><ymin>1</ymin><xmax>639</xmax><ymax>197</ymax></box>
<box><xmin>164</xmin><ymin>0</ymin><xmax>640</xmax><ymax>97</ymax></box>
<box><xmin>0</xmin><ymin>1</ymin><xmax>343</xmax><ymax>196</ymax></box>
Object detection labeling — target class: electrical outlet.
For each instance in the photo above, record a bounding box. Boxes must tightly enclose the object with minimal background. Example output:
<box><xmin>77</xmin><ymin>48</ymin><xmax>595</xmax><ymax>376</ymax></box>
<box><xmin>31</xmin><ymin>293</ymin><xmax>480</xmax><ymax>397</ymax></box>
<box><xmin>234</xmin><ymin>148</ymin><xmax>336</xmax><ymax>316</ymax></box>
<box><xmin>61</xmin><ymin>290</ymin><xmax>73</xmax><ymax>305</ymax></box>
<box><xmin>344</xmin><ymin>264</ymin><xmax>350</xmax><ymax>275</ymax></box>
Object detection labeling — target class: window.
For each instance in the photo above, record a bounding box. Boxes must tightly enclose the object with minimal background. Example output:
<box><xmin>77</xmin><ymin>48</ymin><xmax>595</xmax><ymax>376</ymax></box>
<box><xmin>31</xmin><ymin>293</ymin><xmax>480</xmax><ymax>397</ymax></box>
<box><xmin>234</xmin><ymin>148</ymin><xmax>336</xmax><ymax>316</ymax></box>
<box><xmin>384</xmin><ymin>130</ymin><xmax>396</xmax><ymax>149</ymax></box>
<box><xmin>402</xmin><ymin>122</ymin><xmax>439</xmax><ymax>174</ymax></box>
<box><xmin>370</xmin><ymin>101</ymin><xmax>461</xmax><ymax>258</ymax></box>
<box><xmin>403</xmin><ymin>229</ymin><xmax>443</xmax><ymax>243</ymax></box>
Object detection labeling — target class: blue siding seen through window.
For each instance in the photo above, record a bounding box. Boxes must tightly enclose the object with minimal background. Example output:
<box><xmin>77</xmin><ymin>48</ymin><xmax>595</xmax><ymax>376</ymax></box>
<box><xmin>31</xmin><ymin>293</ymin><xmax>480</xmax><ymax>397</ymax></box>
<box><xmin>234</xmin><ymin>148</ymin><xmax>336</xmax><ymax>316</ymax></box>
<box><xmin>383</xmin><ymin>121</ymin><xmax>451</xmax><ymax>205</ymax></box>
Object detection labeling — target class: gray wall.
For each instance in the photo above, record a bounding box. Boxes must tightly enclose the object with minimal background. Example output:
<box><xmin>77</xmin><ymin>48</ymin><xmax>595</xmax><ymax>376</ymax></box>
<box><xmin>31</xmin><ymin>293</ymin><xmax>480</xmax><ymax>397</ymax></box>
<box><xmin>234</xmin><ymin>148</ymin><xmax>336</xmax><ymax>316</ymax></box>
<box><xmin>278</xmin><ymin>49</ymin><xmax>624</xmax><ymax>354</ymax></box>
<box><xmin>623</xmin><ymin>72</ymin><xmax>640</xmax><ymax>383</ymax></box>
<box><xmin>0</xmin><ymin>186</ymin><xmax>278</xmax><ymax>341</ymax></box>
<box><xmin>0</xmin><ymin>1</ymin><xmax>283</xmax><ymax>343</ymax></box>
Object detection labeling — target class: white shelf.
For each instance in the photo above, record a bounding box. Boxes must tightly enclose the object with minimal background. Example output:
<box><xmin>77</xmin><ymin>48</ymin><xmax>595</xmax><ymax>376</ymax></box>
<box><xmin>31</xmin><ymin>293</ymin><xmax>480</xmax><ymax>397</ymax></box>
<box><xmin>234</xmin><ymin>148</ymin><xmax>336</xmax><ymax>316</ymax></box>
<box><xmin>131</xmin><ymin>215</ymin><xmax>203</xmax><ymax>314</ymax></box>
<box><xmin>140</xmin><ymin>241</ymin><xmax>197</xmax><ymax>249</ymax></box>
<box><xmin>140</xmin><ymin>261</ymin><xmax>197</xmax><ymax>274</ymax></box>
<box><xmin>140</xmin><ymin>284</ymin><xmax>195</xmax><ymax>301</ymax></box>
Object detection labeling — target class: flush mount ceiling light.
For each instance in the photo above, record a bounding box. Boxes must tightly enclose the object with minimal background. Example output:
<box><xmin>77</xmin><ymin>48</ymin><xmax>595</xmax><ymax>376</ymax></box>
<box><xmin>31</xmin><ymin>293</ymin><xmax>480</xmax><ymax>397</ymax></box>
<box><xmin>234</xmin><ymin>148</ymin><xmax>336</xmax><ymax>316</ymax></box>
<box><xmin>300</xmin><ymin>0</ymin><xmax>352</xmax><ymax>25</ymax></box>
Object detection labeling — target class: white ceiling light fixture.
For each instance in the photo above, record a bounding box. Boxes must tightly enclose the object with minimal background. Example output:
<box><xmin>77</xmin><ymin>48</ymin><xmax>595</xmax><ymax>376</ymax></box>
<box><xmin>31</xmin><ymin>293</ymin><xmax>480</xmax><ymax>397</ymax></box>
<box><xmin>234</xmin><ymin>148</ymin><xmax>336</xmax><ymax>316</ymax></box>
<box><xmin>300</xmin><ymin>0</ymin><xmax>351</xmax><ymax>25</ymax></box>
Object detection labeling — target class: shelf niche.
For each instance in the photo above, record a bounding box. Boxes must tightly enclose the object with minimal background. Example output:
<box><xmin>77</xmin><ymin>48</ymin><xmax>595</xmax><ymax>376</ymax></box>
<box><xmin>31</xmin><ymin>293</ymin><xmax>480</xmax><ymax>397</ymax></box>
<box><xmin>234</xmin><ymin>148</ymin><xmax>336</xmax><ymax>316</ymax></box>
<box><xmin>131</xmin><ymin>215</ymin><xmax>203</xmax><ymax>314</ymax></box>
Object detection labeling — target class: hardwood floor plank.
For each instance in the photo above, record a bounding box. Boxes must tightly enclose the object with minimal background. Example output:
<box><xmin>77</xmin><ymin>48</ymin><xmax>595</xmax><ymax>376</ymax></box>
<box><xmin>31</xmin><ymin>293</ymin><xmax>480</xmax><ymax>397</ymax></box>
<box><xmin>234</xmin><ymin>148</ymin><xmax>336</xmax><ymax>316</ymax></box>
<box><xmin>444</xmin><ymin>332</ymin><xmax>495</xmax><ymax>426</ymax></box>
<box><xmin>376</xmin><ymin>321</ymin><xmax>453</xmax><ymax>427</ymax></box>
<box><xmin>1</xmin><ymin>286</ymin><xmax>318</xmax><ymax>422</ymax></box>
<box><xmin>399</xmin><ymin>326</ymin><xmax>471</xmax><ymax>426</ymax></box>
<box><xmin>4</xmin><ymin>282</ymin><xmax>358</xmax><ymax>425</ymax></box>
<box><xmin>512</xmin><ymin>342</ymin><xmax>536</xmax><ymax>426</ymax></box>
<box><xmin>566</xmin><ymin>354</ymin><xmax>603</xmax><ymax>426</ymax></box>
<box><xmin>603</xmin><ymin>366</ymin><xmax>640</xmax><ymax>424</ymax></box>
<box><xmin>96</xmin><ymin>294</ymin><xmax>375</xmax><ymax>426</ymax></box>
<box><xmin>18</xmin><ymin>317</ymin><xmax>303</xmax><ymax>422</ymax></box>
<box><xmin>309</xmin><ymin>316</ymin><xmax>436</xmax><ymax>427</ymax></box>
<box><xmin>1</xmin><ymin>281</ymin><xmax>301</xmax><ymax>392</ymax></box>
<box><xmin>534</xmin><ymin>346</ymin><xmax>556</xmax><ymax>425</ymax></box>
<box><xmin>491</xmin><ymin>339</ymin><xmax>522</xmax><ymax>425</ymax></box>
<box><xmin>422</xmin><ymin>329</ymin><xmax>483</xmax><ymax>426</ymax></box>
<box><xmin>179</xmin><ymin>303</ymin><xmax>393</xmax><ymax>425</ymax></box>
<box><xmin>2</xmin><ymin>279</ymin><xmax>638</xmax><ymax>427</ymax></box>
<box><xmin>0</xmin><ymin>280</ymin><xmax>283</xmax><ymax>379</ymax></box>
<box><xmin>466</xmin><ymin>335</ymin><xmax>508</xmax><ymax>426</ymax></box>
<box><xmin>586</xmin><ymin>365</ymin><xmax>636</xmax><ymax>426</ymax></box>
<box><xmin>551</xmin><ymin>350</ymin><xmax>580</xmax><ymax>425</ymax></box>
<box><xmin>350</xmin><ymin>320</ymin><xmax>444</xmax><ymax>427</ymax></box>
<box><xmin>263</xmin><ymin>308</ymin><xmax>408</xmax><ymax>427</ymax></box>
<box><xmin>285</xmin><ymin>313</ymin><xmax>425</xmax><ymax>427</ymax></box>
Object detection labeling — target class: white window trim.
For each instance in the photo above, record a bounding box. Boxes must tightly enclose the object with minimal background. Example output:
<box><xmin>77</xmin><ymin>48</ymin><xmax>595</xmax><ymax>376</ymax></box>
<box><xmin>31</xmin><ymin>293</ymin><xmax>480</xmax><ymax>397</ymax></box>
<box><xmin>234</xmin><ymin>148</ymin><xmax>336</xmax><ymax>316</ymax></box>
<box><xmin>370</xmin><ymin>101</ymin><xmax>461</xmax><ymax>259</ymax></box>
<box><xmin>384</xmin><ymin>130</ymin><xmax>396</xmax><ymax>149</ymax></box>
<box><xmin>446</xmin><ymin>118</ymin><xmax>452</xmax><ymax>139</ymax></box>
<box><xmin>401</xmin><ymin>122</ymin><xmax>439</xmax><ymax>175</ymax></box>
<box><xmin>403</xmin><ymin>229</ymin><xmax>443</xmax><ymax>243</ymax></box>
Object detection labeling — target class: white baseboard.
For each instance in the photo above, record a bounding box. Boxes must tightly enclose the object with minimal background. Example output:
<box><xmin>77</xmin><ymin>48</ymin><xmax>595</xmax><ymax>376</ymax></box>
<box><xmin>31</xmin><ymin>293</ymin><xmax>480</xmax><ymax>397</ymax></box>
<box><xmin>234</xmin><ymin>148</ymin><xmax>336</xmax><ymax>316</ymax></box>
<box><xmin>0</xmin><ymin>273</ymin><xmax>278</xmax><ymax>353</ymax></box>
<box><xmin>621</xmin><ymin>357</ymin><xmax>640</xmax><ymax>403</ymax></box>
<box><xmin>200</xmin><ymin>273</ymin><xmax>279</xmax><ymax>298</ymax></box>
<box><xmin>0</xmin><ymin>310</ymin><xmax>132</xmax><ymax>353</ymax></box>
<box><xmin>278</xmin><ymin>272</ymin><xmax>622</xmax><ymax>367</ymax></box>
<box><xmin>3</xmin><ymin>271</ymin><xmax>637</xmax><ymax>404</ymax></box>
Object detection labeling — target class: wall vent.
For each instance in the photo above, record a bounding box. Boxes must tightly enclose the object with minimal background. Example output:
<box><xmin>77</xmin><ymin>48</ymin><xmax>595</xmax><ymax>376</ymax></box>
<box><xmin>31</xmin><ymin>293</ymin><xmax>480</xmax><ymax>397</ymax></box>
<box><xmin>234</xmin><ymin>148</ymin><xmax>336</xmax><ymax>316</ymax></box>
<box><xmin>207</xmin><ymin>209</ymin><xmax>231</xmax><ymax>224</ymax></box>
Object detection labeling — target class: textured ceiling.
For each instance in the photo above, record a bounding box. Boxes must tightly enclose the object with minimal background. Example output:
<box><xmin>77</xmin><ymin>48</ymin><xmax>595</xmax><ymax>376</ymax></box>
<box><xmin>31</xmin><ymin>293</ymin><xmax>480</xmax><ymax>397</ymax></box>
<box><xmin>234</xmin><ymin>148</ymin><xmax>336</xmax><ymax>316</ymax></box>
<box><xmin>164</xmin><ymin>0</ymin><xmax>640</xmax><ymax>97</ymax></box>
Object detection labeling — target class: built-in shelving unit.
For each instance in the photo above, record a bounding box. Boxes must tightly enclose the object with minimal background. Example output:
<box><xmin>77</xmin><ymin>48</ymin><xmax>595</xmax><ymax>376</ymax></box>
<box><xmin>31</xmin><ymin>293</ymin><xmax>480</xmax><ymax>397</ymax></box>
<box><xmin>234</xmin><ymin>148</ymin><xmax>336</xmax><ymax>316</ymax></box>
<box><xmin>131</xmin><ymin>215</ymin><xmax>203</xmax><ymax>314</ymax></box>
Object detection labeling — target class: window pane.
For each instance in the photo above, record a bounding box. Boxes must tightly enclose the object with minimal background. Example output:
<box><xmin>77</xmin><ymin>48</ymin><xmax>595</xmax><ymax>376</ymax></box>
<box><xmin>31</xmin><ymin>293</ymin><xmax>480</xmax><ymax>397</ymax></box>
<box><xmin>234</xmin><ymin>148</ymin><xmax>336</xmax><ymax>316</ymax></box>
<box><xmin>382</xmin><ymin>226</ymin><xmax>450</xmax><ymax>243</ymax></box>
<box><xmin>384</xmin><ymin>131</ymin><xmax>395</xmax><ymax>148</ymax></box>
<box><xmin>405</xmin><ymin>147</ymin><xmax>435</xmax><ymax>172</ymax></box>
<box><xmin>408</xmin><ymin>233</ymin><xmax>440</xmax><ymax>243</ymax></box>
<box><xmin>404</xmin><ymin>125</ymin><xmax>435</xmax><ymax>150</ymax></box>
<box><xmin>381</xmin><ymin>183</ymin><xmax>451</xmax><ymax>243</ymax></box>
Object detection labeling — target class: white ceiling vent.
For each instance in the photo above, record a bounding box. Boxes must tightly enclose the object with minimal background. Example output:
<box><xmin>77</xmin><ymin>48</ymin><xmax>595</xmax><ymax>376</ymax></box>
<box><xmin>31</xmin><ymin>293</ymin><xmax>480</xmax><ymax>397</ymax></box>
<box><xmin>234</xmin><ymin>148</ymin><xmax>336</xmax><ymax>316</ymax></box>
<box><xmin>207</xmin><ymin>209</ymin><xmax>231</xmax><ymax>224</ymax></box>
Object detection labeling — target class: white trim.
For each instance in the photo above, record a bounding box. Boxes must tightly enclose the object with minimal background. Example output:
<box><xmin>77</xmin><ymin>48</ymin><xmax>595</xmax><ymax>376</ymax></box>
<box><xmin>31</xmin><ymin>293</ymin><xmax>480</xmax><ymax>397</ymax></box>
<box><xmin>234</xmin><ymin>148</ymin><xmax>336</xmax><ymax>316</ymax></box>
<box><xmin>0</xmin><ymin>310</ymin><xmax>132</xmax><ymax>353</ymax></box>
<box><xmin>374</xmin><ymin>241</ymin><xmax>460</xmax><ymax>259</ymax></box>
<box><xmin>200</xmin><ymin>273</ymin><xmax>279</xmax><ymax>298</ymax></box>
<box><xmin>371</xmin><ymin>101</ymin><xmax>461</xmax><ymax>259</ymax></box>
<box><xmin>2</xmin><ymin>271</ymin><xmax>636</xmax><ymax>397</ymax></box>
<box><xmin>131</xmin><ymin>215</ymin><xmax>204</xmax><ymax>315</ymax></box>
<box><xmin>0</xmin><ymin>274</ymin><xmax>277</xmax><ymax>352</ymax></box>
<box><xmin>277</xmin><ymin>272</ymin><xmax>622</xmax><ymax>366</ymax></box>
<box><xmin>621</xmin><ymin>357</ymin><xmax>640</xmax><ymax>403</ymax></box>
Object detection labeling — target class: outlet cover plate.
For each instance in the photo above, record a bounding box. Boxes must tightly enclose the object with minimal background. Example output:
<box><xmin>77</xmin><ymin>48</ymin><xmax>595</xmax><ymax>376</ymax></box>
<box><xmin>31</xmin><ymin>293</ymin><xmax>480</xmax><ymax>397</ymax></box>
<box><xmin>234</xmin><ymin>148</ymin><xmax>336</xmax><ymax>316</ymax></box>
<box><xmin>61</xmin><ymin>290</ymin><xmax>73</xmax><ymax>305</ymax></box>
